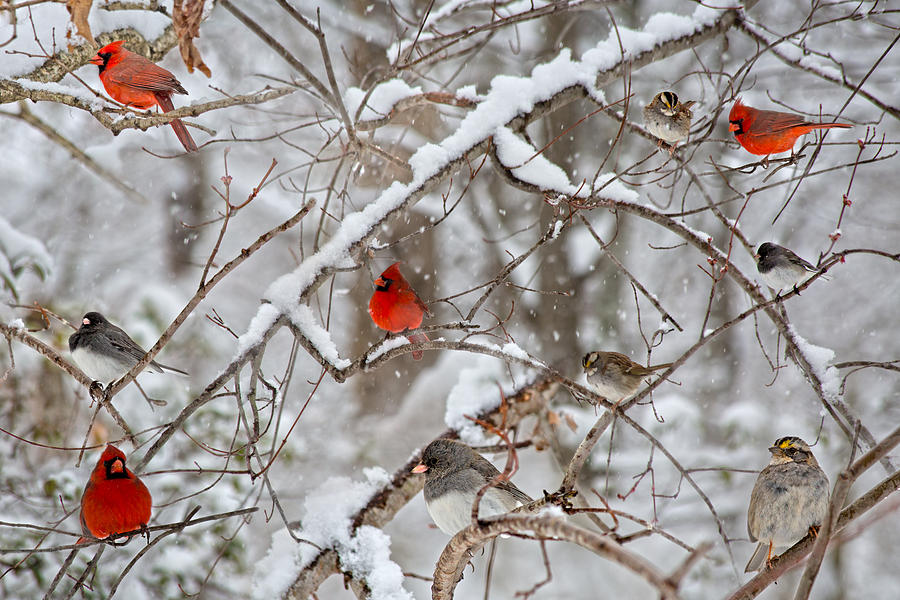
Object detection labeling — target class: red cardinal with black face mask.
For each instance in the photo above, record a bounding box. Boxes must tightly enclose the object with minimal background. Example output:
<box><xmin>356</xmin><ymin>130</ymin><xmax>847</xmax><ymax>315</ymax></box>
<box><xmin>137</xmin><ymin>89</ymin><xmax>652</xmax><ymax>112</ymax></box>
<box><xmin>89</xmin><ymin>40</ymin><xmax>198</xmax><ymax>152</ymax></box>
<box><xmin>368</xmin><ymin>262</ymin><xmax>431</xmax><ymax>360</ymax></box>
<box><xmin>79</xmin><ymin>444</ymin><xmax>152</xmax><ymax>543</ymax></box>
<box><xmin>728</xmin><ymin>98</ymin><xmax>850</xmax><ymax>158</ymax></box>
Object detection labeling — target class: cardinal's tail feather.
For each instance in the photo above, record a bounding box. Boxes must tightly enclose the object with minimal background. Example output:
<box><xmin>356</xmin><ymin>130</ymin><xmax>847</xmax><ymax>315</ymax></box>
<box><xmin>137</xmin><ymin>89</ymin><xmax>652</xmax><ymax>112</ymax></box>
<box><xmin>169</xmin><ymin>118</ymin><xmax>198</xmax><ymax>152</ymax></box>
<box><xmin>154</xmin><ymin>92</ymin><xmax>198</xmax><ymax>152</ymax></box>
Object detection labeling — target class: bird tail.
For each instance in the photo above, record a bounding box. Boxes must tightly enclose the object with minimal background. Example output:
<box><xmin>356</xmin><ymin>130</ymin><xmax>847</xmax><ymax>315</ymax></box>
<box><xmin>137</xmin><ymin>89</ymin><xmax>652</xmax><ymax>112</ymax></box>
<box><xmin>154</xmin><ymin>92</ymin><xmax>198</xmax><ymax>152</ymax></box>
<box><xmin>407</xmin><ymin>332</ymin><xmax>429</xmax><ymax>361</ymax></box>
<box><xmin>152</xmin><ymin>361</ymin><xmax>190</xmax><ymax>377</ymax></box>
<box><xmin>170</xmin><ymin>118</ymin><xmax>198</xmax><ymax>152</ymax></box>
<box><xmin>809</xmin><ymin>122</ymin><xmax>852</xmax><ymax>130</ymax></box>
<box><xmin>744</xmin><ymin>543</ymin><xmax>766</xmax><ymax>572</ymax></box>
<box><xmin>649</xmin><ymin>362</ymin><xmax>672</xmax><ymax>372</ymax></box>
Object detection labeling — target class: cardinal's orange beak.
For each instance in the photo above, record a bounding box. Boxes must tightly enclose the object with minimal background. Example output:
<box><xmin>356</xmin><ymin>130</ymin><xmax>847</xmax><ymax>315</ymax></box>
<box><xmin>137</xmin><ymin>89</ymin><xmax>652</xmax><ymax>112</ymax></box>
<box><xmin>411</xmin><ymin>463</ymin><xmax>428</xmax><ymax>474</ymax></box>
<box><xmin>89</xmin><ymin>54</ymin><xmax>103</xmax><ymax>66</ymax></box>
<box><xmin>373</xmin><ymin>277</ymin><xmax>385</xmax><ymax>288</ymax></box>
<box><xmin>728</xmin><ymin>121</ymin><xmax>740</xmax><ymax>132</ymax></box>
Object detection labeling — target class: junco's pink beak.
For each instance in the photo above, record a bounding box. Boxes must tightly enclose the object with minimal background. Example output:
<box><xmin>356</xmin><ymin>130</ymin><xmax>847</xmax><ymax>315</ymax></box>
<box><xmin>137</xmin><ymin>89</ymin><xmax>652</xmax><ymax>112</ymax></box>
<box><xmin>411</xmin><ymin>463</ymin><xmax>428</xmax><ymax>474</ymax></box>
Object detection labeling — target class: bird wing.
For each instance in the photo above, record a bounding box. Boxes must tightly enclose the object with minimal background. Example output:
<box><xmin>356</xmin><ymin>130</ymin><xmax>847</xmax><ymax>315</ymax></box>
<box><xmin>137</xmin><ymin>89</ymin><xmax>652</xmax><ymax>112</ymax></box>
<box><xmin>413</xmin><ymin>292</ymin><xmax>432</xmax><ymax>318</ymax></box>
<box><xmin>103</xmin><ymin>326</ymin><xmax>154</xmax><ymax>365</ymax></box>
<box><xmin>749</xmin><ymin>109</ymin><xmax>812</xmax><ymax>135</ymax></box>
<box><xmin>470</xmin><ymin>453</ymin><xmax>533</xmax><ymax>504</ymax></box>
<box><xmin>68</xmin><ymin>329</ymin><xmax>82</xmax><ymax>352</ymax></box>
<box><xmin>784</xmin><ymin>250</ymin><xmax>818</xmax><ymax>272</ymax></box>
<box><xmin>626</xmin><ymin>362</ymin><xmax>672</xmax><ymax>376</ymax></box>
<box><xmin>105</xmin><ymin>55</ymin><xmax>188</xmax><ymax>96</ymax></box>
<box><xmin>496</xmin><ymin>479</ymin><xmax>534</xmax><ymax>505</ymax></box>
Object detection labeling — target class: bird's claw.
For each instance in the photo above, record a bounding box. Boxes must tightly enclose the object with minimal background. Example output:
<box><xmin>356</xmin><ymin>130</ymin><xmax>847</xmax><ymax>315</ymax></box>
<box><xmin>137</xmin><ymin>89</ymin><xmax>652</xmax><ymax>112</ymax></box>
<box><xmin>543</xmin><ymin>488</ymin><xmax>578</xmax><ymax>511</ymax></box>
<box><xmin>89</xmin><ymin>381</ymin><xmax>105</xmax><ymax>403</ymax></box>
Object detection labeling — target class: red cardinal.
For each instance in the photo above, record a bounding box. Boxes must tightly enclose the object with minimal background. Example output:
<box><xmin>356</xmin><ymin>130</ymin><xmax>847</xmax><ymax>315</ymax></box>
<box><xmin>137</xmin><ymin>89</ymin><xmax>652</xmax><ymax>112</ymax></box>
<box><xmin>728</xmin><ymin>98</ymin><xmax>850</xmax><ymax>158</ymax></box>
<box><xmin>78</xmin><ymin>444</ymin><xmax>152</xmax><ymax>543</ymax></box>
<box><xmin>89</xmin><ymin>41</ymin><xmax>198</xmax><ymax>152</ymax></box>
<box><xmin>368</xmin><ymin>262</ymin><xmax>431</xmax><ymax>360</ymax></box>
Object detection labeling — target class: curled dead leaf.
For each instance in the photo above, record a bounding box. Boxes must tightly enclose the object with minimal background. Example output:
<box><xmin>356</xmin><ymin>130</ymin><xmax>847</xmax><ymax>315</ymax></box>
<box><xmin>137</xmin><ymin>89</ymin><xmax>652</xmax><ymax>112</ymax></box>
<box><xmin>173</xmin><ymin>0</ymin><xmax>211</xmax><ymax>77</ymax></box>
<box><xmin>547</xmin><ymin>410</ymin><xmax>561</xmax><ymax>426</ymax></box>
<box><xmin>66</xmin><ymin>0</ymin><xmax>95</xmax><ymax>47</ymax></box>
<box><xmin>89</xmin><ymin>422</ymin><xmax>109</xmax><ymax>447</ymax></box>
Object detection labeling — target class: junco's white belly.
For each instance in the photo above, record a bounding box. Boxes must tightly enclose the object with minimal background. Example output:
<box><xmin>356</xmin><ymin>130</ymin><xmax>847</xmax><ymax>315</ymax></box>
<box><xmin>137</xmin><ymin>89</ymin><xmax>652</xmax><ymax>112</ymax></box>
<box><xmin>71</xmin><ymin>347</ymin><xmax>130</xmax><ymax>383</ymax></box>
<box><xmin>425</xmin><ymin>488</ymin><xmax>521</xmax><ymax>535</ymax></box>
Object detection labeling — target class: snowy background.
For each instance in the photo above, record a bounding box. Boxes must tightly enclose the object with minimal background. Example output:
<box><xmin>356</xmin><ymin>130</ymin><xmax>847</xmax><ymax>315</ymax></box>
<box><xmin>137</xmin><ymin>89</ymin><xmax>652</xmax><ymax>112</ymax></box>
<box><xmin>1</xmin><ymin>1</ymin><xmax>899</xmax><ymax>599</ymax></box>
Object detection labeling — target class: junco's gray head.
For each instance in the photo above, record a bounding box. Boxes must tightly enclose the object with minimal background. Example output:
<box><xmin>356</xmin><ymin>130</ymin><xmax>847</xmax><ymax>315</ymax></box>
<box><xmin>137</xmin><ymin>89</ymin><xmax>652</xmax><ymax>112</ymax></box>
<box><xmin>68</xmin><ymin>312</ymin><xmax>187</xmax><ymax>401</ymax></box>
<box><xmin>755</xmin><ymin>242</ymin><xmax>824</xmax><ymax>293</ymax></box>
<box><xmin>412</xmin><ymin>439</ymin><xmax>532</xmax><ymax>535</ymax></box>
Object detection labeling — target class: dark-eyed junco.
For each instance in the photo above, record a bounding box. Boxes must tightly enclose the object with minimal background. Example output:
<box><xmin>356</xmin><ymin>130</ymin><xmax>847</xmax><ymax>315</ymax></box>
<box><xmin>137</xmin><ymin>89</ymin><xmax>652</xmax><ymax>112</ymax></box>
<box><xmin>643</xmin><ymin>91</ymin><xmax>695</xmax><ymax>150</ymax></box>
<box><xmin>412</xmin><ymin>439</ymin><xmax>532</xmax><ymax>535</ymax></box>
<box><xmin>581</xmin><ymin>350</ymin><xmax>671</xmax><ymax>402</ymax></box>
<box><xmin>745</xmin><ymin>436</ymin><xmax>829</xmax><ymax>572</ymax></box>
<box><xmin>755</xmin><ymin>242</ymin><xmax>826</xmax><ymax>293</ymax></box>
<box><xmin>69</xmin><ymin>312</ymin><xmax>187</xmax><ymax>403</ymax></box>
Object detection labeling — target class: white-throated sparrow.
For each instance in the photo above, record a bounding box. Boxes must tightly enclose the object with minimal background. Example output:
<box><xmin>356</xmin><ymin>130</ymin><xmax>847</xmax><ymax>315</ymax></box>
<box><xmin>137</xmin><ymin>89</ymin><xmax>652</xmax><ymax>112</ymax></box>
<box><xmin>745</xmin><ymin>436</ymin><xmax>830</xmax><ymax>572</ymax></box>
<box><xmin>581</xmin><ymin>351</ymin><xmax>672</xmax><ymax>402</ymax></box>
<box><xmin>755</xmin><ymin>242</ymin><xmax>827</xmax><ymax>294</ymax></box>
<box><xmin>643</xmin><ymin>91</ymin><xmax>696</xmax><ymax>150</ymax></box>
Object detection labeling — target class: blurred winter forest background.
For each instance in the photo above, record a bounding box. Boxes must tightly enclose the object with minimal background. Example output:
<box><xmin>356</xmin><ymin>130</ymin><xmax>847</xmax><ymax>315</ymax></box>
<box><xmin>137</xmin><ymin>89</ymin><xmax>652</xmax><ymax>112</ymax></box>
<box><xmin>0</xmin><ymin>0</ymin><xmax>899</xmax><ymax>598</ymax></box>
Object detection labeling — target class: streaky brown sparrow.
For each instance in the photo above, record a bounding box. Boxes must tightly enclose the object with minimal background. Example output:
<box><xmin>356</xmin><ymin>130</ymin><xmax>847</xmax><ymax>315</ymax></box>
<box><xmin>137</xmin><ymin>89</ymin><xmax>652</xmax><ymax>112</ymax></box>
<box><xmin>581</xmin><ymin>350</ymin><xmax>672</xmax><ymax>402</ymax></box>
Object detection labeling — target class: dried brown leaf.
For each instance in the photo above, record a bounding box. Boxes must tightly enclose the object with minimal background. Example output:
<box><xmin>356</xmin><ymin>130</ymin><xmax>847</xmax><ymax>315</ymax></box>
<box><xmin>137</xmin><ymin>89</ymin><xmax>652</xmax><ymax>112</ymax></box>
<box><xmin>173</xmin><ymin>0</ymin><xmax>211</xmax><ymax>77</ymax></box>
<box><xmin>547</xmin><ymin>409</ymin><xmax>560</xmax><ymax>426</ymax></box>
<box><xmin>65</xmin><ymin>0</ymin><xmax>95</xmax><ymax>47</ymax></box>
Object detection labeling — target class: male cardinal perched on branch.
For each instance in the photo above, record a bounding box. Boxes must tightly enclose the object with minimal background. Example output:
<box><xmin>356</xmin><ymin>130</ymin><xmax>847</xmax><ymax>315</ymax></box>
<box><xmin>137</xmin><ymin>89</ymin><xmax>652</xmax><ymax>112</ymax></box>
<box><xmin>368</xmin><ymin>262</ymin><xmax>431</xmax><ymax>360</ymax></box>
<box><xmin>728</xmin><ymin>98</ymin><xmax>850</xmax><ymax>159</ymax></box>
<box><xmin>90</xmin><ymin>40</ymin><xmax>198</xmax><ymax>152</ymax></box>
<box><xmin>78</xmin><ymin>444</ymin><xmax>152</xmax><ymax>543</ymax></box>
